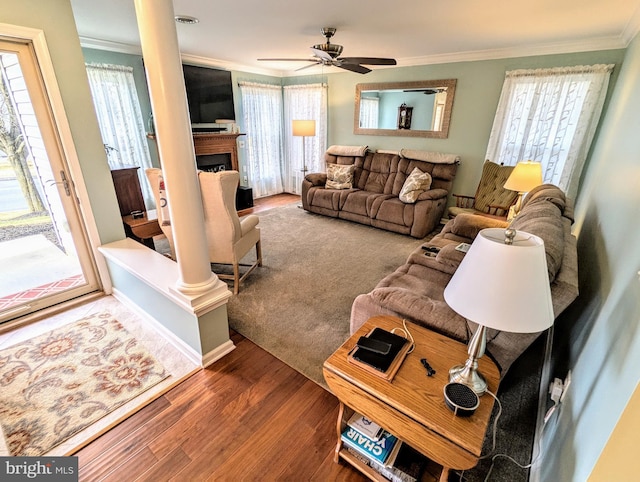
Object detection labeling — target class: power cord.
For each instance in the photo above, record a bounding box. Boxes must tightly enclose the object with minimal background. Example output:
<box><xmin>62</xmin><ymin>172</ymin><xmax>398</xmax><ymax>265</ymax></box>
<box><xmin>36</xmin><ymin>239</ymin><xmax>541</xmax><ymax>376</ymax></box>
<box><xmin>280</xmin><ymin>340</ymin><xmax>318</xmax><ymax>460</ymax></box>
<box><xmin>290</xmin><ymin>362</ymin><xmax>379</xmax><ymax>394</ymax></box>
<box><xmin>456</xmin><ymin>388</ymin><xmax>544</xmax><ymax>482</ymax></box>
<box><xmin>391</xmin><ymin>318</ymin><xmax>415</xmax><ymax>353</ymax></box>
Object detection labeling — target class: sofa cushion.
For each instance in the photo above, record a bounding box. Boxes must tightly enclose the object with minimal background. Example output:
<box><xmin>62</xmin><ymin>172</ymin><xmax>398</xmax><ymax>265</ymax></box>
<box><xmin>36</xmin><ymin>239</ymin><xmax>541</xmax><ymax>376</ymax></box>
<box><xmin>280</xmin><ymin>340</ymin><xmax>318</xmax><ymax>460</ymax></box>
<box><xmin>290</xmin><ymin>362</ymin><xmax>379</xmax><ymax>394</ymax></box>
<box><xmin>399</xmin><ymin>167</ymin><xmax>432</xmax><ymax>203</ymax></box>
<box><xmin>326</xmin><ymin>163</ymin><xmax>355</xmax><ymax>189</ymax></box>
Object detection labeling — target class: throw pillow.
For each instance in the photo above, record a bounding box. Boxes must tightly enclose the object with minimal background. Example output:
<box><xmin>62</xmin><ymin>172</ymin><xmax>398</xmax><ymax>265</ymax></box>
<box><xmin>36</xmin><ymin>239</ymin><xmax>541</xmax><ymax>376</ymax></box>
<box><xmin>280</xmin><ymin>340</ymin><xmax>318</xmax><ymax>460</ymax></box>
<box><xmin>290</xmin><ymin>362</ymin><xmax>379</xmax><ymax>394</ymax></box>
<box><xmin>399</xmin><ymin>167</ymin><xmax>432</xmax><ymax>203</ymax></box>
<box><xmin>326</xmin><ymin>163</ymin><xmax>355</xmax><ymax>189</ymax></box>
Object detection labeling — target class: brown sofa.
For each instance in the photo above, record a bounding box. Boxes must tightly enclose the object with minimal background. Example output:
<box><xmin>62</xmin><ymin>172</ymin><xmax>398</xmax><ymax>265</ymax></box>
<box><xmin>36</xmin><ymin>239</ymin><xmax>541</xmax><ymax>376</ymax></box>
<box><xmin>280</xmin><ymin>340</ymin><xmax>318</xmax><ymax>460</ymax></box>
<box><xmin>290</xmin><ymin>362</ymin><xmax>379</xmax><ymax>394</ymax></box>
<box><xmin>350</xmin><ymin>184</ymin><xmax>579</xmax><ymax>377</ymax></box>
<box><xmin>301</xmin><ymin>146</ymin><xmax>460</xmax><ymax>238</ymax></box>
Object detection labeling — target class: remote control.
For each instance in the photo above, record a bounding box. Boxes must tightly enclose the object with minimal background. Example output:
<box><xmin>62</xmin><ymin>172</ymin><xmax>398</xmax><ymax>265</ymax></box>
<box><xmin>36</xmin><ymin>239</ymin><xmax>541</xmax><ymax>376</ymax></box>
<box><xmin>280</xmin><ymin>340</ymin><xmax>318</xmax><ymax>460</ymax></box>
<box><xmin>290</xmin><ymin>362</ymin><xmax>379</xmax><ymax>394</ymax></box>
<box><xmin>356</xmin><ymin>336</ymin><xmax>392</xmax><ymax>355</ymax></box>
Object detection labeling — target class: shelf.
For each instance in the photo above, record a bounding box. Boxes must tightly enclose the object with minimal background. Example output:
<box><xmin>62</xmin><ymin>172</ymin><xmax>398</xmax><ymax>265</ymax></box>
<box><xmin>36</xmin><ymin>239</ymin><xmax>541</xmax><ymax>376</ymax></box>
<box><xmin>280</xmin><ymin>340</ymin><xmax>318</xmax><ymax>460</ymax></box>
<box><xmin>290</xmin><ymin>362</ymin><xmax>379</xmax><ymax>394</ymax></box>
<box><xmin>339</xmin><ymin>449</ymin><xmax>391</xmax><ymax>482</ymax></box>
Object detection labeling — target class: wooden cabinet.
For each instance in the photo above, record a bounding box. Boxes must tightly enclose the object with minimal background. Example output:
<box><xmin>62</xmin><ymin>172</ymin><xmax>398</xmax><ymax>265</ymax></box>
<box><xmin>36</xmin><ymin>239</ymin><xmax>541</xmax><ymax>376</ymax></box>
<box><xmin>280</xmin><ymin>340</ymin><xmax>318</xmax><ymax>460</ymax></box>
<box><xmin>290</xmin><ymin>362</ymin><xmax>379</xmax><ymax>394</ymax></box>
<box><xmin>110</xmin><ymin>167</ymin><xmax>145</xmax><ymax>216</ymax></box>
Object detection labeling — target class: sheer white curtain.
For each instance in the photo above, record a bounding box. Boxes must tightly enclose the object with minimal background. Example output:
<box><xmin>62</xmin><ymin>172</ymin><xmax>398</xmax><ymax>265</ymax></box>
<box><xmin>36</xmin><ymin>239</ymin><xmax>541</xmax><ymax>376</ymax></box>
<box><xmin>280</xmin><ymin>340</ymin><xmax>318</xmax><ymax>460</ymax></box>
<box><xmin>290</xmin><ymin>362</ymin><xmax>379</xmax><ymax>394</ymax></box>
<box><xmin>359</xmin><ymin>97</ymin><xmax>379</xmax><ymax>128</ymax></box>
<box><xmin>239</xmin><ymin>81</ymin><xmax>284</xmax><ymax>198</ymax></box>
<box><xmin>485</xmin><ymin>64</ymin><xmax>613</xmax><ymax>199</ymax></box>
<box><xmin>85</xmin><ymin>63</ymin><xmax>154</xmax><ymax>208</ymax></box>
<box><xmin>283</xmin><ymin>83</ymin><xmax>328</xmax><ymax>194</ymax></box>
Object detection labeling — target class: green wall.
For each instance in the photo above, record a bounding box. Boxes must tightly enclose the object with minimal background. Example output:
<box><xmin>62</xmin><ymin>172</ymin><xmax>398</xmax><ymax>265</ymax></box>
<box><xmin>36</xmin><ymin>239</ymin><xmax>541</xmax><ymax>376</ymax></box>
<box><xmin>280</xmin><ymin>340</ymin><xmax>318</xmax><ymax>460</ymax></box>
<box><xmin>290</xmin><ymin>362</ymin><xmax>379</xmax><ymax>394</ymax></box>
<box><xmin>326</xmin><ymin>50</ymin><xmax>625</xmax><ymax>199</ymax></box>
<box><xmin>539</xmin><ymin>32</ymin><xmax>640</xmax><ymax>482</ymax></box>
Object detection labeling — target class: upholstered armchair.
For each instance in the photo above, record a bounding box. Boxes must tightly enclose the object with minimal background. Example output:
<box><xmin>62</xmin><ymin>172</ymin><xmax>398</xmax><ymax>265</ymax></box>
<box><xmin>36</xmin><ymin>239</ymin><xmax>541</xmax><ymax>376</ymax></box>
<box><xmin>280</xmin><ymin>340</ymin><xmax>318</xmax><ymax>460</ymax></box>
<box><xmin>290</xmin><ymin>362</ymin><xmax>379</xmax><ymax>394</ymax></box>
<box><xmin>146</xmin><ymin>168</ymin><xmax>262</xmax><ymax>294</ymax></box>
<box><xmin>447</xmin><ymin>160</ymin><xmax>518</xmax><ymax>220</ymax></box>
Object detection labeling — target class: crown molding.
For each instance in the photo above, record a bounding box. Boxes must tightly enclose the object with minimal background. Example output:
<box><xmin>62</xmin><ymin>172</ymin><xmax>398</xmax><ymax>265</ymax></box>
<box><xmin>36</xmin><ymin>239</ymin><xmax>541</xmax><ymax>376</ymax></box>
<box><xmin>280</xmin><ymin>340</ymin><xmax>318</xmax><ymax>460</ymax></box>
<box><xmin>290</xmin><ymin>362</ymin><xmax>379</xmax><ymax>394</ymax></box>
<box><xmin>79</xmin><ymin>36</ymin><xmax>287</xmax><ymax>77</ymax></box>
<box><xmin>80</xmin><ymin>34</ymin><xmax>631</xmax><ymax>78</ymax></box>
<box><xmin>79</xmin><ymin>36</ymin><xmax>142</xmax><ymax>55</ymax></box>
<box><xmin>621</xmin><ymin>3</ymin><xmax>640</xmax><ymax>45</ymax></box>
<box><xmin>396</xmin><ymin>36</ymin><xmax>628</xmax><ymax>68</ymax></box>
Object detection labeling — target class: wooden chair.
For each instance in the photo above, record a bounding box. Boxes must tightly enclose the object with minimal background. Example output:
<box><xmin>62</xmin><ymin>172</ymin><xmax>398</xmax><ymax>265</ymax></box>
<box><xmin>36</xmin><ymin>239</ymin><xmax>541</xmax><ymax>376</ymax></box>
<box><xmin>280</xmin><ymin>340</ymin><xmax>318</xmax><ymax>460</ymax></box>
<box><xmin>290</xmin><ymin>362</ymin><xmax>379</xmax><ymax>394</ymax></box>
<box><xmin>146</xmin><ymin>168</ymin><xmax>262</xmax><ymax>294</ymax></box>
<box><xmin>448</xmin><ymin>160</ymin><xmax>518</xmax><ymax>220</ymax></box>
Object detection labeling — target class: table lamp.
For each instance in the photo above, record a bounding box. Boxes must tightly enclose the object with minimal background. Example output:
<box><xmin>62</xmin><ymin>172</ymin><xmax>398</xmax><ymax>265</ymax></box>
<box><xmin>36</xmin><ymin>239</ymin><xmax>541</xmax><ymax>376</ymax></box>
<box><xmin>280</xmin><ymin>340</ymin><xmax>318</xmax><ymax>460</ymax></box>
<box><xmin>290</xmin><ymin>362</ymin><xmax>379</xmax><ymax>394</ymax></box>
<box><xmin>503</xmin><ymin>160</ymin><xmax>543</xmax><ymax>218</ymax></box>
<box><xmin>443</xmin><ymin>227</ymin><xmax>554</xmax><ymax>395</ymax></box>
<box><xmin>292</xmin><ymin>120</ymin><xmax>316</xmax><ymax>176</ymax></box>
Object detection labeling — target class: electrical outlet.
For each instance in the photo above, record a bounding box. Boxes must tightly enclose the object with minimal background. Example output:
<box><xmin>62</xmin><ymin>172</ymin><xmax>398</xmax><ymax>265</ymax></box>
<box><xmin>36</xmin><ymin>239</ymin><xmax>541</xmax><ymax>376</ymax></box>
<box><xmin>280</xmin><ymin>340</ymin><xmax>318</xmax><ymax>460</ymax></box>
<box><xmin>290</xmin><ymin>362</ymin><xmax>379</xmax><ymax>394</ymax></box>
<box><xmin>560</xmin><ymin>370</ymin><xmax>571</xmax><ymax>403</ymax></box>
<box><xmin>239</xmin><ymin>140</ymin><xmax>245</xmax><ymax>148</ymax></box>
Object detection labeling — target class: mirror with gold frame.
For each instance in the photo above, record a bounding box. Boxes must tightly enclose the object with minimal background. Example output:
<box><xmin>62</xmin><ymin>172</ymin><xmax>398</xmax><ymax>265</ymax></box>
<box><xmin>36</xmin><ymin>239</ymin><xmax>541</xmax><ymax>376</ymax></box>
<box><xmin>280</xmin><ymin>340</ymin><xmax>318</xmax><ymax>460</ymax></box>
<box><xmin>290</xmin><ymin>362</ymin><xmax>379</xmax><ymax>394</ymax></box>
<box><xmin>354</xmin><ymin>79</ymin><xmax>456</xmax><ymax>138</ymax></box>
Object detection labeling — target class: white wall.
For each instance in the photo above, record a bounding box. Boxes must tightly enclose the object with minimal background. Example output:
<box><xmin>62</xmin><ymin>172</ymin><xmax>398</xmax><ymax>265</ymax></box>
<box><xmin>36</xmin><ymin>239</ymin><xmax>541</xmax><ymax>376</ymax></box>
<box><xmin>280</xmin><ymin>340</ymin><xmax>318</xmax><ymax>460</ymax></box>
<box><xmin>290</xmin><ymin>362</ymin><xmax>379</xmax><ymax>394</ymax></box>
<box><xmin>539</xmin><ymin>31</ymin><xmax>640</xmax><ymax>482</ymax></box>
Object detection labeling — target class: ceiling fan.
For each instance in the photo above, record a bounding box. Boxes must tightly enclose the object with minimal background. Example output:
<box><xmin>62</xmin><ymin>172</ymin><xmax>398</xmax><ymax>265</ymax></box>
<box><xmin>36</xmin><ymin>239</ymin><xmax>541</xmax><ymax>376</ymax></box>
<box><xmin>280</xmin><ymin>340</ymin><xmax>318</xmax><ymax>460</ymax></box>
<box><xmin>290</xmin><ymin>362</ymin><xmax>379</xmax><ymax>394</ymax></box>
<box><xmin>258</xmin><ymin>27</ymin><xmax>397</xmax><ymax>74</ymax></box>
<box><xmin>403</xmin><ymin>88</ymin><xmax>448</xmax><ymax>95</ymax></box>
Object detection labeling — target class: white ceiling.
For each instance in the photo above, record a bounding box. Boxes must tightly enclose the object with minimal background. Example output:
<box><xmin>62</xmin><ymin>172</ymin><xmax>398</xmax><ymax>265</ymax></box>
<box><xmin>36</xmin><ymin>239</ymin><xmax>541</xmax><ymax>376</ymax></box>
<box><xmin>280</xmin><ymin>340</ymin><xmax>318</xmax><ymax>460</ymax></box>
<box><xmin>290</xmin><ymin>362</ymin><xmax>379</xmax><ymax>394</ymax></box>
<box><xmin>70</xmin><ymin>0</ymin><xmax>640</xmax><ymax>76</ymax></box>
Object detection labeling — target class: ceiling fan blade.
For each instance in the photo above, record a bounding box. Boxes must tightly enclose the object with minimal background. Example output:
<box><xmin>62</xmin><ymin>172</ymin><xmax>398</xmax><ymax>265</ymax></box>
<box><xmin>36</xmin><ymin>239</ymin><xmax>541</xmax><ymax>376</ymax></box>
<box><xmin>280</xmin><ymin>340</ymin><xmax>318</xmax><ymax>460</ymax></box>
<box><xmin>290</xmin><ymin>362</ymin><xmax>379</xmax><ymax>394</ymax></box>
<box><xmin>310</xmin><ymin>48</ymin><xmax>334</xmax><ymax>61</ymax></box>
<box><xmin>403</xmin><ymin>88</ymin><xmax>445</xmax><ymax>94</ymax></box>
<box><xmin>339</xmin><ymin>57</ymin><xmax>397</xmax><ymax>66</ymax></box>
<box><xmin>295</xmin><ymin>62</ymin><xmax>321</xmax><ymax>72</ymax></box>
<box><xmin>337</xmin><ymin>63</ymin><xmax>372</xmax><ymax>74</ymax></box>
<box><xmin>258</xmin><ymin>58</ymin><xmax>318</xmax><ymax>62</ymax></box>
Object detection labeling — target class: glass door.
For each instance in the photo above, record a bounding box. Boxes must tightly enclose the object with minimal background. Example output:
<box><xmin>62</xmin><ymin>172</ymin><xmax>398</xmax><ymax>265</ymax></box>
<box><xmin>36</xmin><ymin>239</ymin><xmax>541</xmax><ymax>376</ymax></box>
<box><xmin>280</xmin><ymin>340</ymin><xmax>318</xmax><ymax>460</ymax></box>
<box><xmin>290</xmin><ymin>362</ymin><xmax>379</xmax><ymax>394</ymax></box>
<box><xmin>0</xmin><ymin>38</ymin><xmax>100</xmax><ymax>323</ymax></box>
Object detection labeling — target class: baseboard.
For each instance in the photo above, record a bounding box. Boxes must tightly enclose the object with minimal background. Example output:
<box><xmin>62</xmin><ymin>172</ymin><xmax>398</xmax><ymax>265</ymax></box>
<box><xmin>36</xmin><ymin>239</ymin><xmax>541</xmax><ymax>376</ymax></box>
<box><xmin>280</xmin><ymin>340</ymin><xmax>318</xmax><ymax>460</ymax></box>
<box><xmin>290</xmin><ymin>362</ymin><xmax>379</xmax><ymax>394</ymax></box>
<box><xmin>111</xmin><ymin>288</ymin><xmax>203</xmax><ymax>367</ymax></box>
<box><xmin>202</xmin><ymin>340</ymin><xmax>236</xmax><ymax>368</ymax></box>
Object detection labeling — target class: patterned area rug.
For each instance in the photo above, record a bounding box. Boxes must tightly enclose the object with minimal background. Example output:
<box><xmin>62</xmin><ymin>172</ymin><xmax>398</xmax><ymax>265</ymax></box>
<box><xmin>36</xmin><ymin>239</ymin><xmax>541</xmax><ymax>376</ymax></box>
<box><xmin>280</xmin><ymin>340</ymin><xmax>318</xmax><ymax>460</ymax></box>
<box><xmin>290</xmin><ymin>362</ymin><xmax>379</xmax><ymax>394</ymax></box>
<box><xmin>0</xmin><ymin>311</ymin><xmax>168</xmax><ymax>456</ymax></box>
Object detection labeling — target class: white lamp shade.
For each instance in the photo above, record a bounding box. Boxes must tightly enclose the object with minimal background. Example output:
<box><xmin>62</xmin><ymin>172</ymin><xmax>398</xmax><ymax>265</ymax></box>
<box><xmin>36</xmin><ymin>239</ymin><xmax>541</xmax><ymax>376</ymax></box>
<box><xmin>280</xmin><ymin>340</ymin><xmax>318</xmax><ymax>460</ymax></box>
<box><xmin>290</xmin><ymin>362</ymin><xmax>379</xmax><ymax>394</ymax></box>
<box><xmin>292</xmin><ymin>119</ymin><xmax>316</xmax><ymax>137</ymax></box>
<box><xmin>443</xmin><ymin>228</ymin><xmax>554</xmax><ymax>333</ymax></box>
<box><xmin>504</xmin><ymin>161</ymin><xmax>543</xmax><ymax>193</ymax></box>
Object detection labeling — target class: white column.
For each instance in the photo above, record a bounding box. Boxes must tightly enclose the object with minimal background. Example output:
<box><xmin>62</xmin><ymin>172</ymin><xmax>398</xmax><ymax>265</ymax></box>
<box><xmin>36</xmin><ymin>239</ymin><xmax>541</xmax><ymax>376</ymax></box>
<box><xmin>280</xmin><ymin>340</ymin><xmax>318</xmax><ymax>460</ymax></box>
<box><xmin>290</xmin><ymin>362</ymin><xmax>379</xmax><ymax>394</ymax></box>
<box><xmin>133</xmin><ymin>0</ymin><xmax>219</xmax><ymax>297</ymax></box>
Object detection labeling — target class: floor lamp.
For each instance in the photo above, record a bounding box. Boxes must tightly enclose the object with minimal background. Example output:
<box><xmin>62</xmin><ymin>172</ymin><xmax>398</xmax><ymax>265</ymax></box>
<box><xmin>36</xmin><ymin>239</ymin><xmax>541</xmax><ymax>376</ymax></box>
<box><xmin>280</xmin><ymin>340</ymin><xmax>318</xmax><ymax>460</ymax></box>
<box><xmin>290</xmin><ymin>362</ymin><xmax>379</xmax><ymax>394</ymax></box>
<box><xmin>292</xmin><ymin>119</ymin><xmax>316</xmax><ymax>207</ymax></box>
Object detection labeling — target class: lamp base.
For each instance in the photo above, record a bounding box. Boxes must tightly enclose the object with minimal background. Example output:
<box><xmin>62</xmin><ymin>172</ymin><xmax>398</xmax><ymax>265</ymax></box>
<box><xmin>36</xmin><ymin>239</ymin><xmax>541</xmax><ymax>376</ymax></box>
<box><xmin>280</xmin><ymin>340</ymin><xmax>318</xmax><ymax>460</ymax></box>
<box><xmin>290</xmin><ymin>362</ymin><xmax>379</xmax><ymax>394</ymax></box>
<box><xmin>449</xmin><ymin>363</ymin><xmax>487</xmax><ymax>395</ymax></box>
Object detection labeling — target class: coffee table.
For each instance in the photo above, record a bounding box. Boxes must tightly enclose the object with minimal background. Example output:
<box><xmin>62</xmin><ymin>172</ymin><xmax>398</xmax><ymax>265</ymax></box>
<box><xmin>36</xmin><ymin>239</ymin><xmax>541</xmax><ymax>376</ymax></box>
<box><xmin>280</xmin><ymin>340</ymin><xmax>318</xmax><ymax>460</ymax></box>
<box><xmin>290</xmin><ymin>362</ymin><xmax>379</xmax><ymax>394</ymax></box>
<box><xmin>323</xmin><ymin>315</ymin><xmax>500</xmax><ymax>481</ymax></box>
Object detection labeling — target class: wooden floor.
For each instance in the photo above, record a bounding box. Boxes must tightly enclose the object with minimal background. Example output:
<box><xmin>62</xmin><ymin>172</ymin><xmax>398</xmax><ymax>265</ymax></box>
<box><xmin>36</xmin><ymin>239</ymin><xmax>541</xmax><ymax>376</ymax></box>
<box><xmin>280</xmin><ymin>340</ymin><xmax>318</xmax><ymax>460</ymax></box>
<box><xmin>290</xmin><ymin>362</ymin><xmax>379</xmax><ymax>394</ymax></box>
<box><xmin>75</xmin><ymin>331</ymin><xmax>368</xmax><ymax>481</ymax></box>
<box><xmin>75</xmin><ymin>193</ymin><xmax>367</xmax><ymax>481</ymax></box>
<box><xmin>237</xmin><ymin>192</ymin><xmax>300</xmax><ymax>216</ymax></box>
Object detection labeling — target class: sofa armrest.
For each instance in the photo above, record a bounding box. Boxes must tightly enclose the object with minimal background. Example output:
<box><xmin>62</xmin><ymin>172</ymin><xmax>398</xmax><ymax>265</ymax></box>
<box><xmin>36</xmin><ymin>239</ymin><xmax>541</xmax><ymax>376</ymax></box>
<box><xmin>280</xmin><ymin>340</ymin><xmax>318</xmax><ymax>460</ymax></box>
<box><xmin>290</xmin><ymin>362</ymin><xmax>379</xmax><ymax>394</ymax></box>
<box><xmin>452</xmin><ymin>193</ymin><xmax>475</xmax><ymax>209</ymax></box>
<box><xmin>304</xmin><ymin>172</ymin><xmax>327</xmax><ymax>187</ymax></box>
<box><xmin>446</xmin><ymin>212</ymin><xmax>508</xmax><ymax>240</ymax></box>
<box><xmin>417</xmin><ymin>188</ymin><xmax>449</xmax><ymax>201</ymax></box>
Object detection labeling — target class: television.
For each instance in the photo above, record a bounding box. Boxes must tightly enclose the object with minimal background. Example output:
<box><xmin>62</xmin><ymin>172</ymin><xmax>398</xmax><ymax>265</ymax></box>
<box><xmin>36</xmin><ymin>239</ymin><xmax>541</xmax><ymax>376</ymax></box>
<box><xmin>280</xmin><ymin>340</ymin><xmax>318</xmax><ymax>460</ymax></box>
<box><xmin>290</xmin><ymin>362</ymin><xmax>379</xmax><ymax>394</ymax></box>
<box><xmin>182</xmin><ymin>64</ymin><xmax>235</xmax><ymax>132</ymax></box>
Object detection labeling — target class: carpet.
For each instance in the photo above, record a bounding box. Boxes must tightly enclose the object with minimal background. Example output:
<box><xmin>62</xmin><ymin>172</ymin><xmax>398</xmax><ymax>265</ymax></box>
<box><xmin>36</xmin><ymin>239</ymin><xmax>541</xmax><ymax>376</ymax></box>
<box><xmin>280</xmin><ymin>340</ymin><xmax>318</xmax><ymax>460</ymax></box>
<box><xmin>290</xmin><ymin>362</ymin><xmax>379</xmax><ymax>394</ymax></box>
<box><xmin>0</xmin><ymin>311</ymin><xmax>169</xmax><ymax>456</ymax></box>
<box><xmin>225</xmin><ymin>203</ymin><xmax>432</xmax><ymax>386</ymax></box>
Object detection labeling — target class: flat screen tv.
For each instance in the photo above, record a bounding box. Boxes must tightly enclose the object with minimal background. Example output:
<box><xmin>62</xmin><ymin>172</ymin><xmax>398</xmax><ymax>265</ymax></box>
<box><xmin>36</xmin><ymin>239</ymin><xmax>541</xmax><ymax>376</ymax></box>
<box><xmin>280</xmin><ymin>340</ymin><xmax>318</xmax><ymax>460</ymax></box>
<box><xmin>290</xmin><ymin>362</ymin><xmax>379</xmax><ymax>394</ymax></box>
<box><xmin>182</xmin><ymin>64</ymin><xmax>235</xmax><ymax>132</ymax></box>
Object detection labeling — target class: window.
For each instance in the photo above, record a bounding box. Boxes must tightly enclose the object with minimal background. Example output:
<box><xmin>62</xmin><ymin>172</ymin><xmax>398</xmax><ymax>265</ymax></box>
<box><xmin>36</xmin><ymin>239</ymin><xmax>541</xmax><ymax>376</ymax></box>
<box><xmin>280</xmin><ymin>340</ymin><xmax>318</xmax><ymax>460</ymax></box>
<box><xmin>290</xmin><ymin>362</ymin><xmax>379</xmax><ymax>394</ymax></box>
<box><xmin>239</xmin><ymin>82</ymin><xmax>284</xmax><ymax>198</ymax></box>
<box><xmin>85</xmin><ymin>63</ymin><xmax>154</xmax><ymax>208</ymax></box>
<box><xmin>283</xmin><ymin>83</ymin><xmax>327</xmax><ymax>194</ymax></box>
<box><xmin>485</xmin><ymin>64</ymin><xmax>613</xmax><ymax>199</ymax></box>
<box><xmin>239</xmin><ymin>81</ymin><xmax>327</xmax><ymax>197</ymax></box>
<box><xmin>359</xmin><ymin>96</ymin><xmax>379</xmax><ymax>128</ymax></box>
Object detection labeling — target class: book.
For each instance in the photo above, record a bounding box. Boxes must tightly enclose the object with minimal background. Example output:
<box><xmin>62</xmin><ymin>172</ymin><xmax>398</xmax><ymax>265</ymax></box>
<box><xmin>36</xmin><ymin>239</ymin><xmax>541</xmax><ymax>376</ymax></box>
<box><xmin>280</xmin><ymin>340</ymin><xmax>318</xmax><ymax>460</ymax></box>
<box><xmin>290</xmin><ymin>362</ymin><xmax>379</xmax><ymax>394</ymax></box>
<box><xmin>367</xmin><ymin>443</ymin><xmax>428</xmax><ymax>482</ymax></box>
<box><xmin>348</xmin><ymin>327</ymin><xmax>412</xmax><ymax>381</ymax></box>
<box><xmin>341</xmin><ymin>425</ymin><xmax>398</xmax><ymax>465</ymax></box>
<box><xmin>347</xmin><ymin>412</ymin><xmax>384</xmax><ymax>441</ymax></box>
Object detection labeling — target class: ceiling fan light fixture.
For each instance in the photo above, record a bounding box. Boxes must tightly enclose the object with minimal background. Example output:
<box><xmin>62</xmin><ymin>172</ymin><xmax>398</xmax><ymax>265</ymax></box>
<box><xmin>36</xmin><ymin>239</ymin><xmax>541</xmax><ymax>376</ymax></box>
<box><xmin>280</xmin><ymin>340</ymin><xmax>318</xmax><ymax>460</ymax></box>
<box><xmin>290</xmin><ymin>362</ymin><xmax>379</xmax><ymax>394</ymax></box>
<box><xmin>312</xmin><ymin>43</ymin><xmax>343</xmax><ymax>58</ymax></box>
<box><xmin>175</xmin><ymin>15</ymin><xmax>199</xmax><ymax>25</ymax></box>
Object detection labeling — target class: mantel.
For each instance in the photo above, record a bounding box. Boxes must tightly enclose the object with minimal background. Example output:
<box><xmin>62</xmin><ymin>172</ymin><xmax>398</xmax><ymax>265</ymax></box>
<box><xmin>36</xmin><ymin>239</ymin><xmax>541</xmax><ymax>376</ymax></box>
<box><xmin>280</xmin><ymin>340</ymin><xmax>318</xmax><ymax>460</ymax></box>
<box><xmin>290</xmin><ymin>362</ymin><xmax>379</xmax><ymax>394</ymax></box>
<box><xmin>193</xmin><ymin>133</ymin><xmax>245</xmax><ymax>172</ymax></box>
<box><xmin>148</xmin><ymin>132</ymin><xmax>245</xmax><ymax>172</ymax></box>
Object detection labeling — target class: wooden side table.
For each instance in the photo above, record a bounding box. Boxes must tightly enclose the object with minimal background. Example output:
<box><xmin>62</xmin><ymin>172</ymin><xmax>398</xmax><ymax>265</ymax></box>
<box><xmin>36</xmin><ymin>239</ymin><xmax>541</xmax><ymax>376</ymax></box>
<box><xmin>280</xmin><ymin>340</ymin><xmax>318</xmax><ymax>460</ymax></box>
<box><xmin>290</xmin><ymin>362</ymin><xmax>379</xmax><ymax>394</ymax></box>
<box><xmin>122</xmin><ymin>209</ymin><xmax>163</xmax><ymax>249</ymax></box>
<box><xmin>323</xmin><ymin>315</ymin><xmax>500</xmax><ymax>482</ymax></box>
